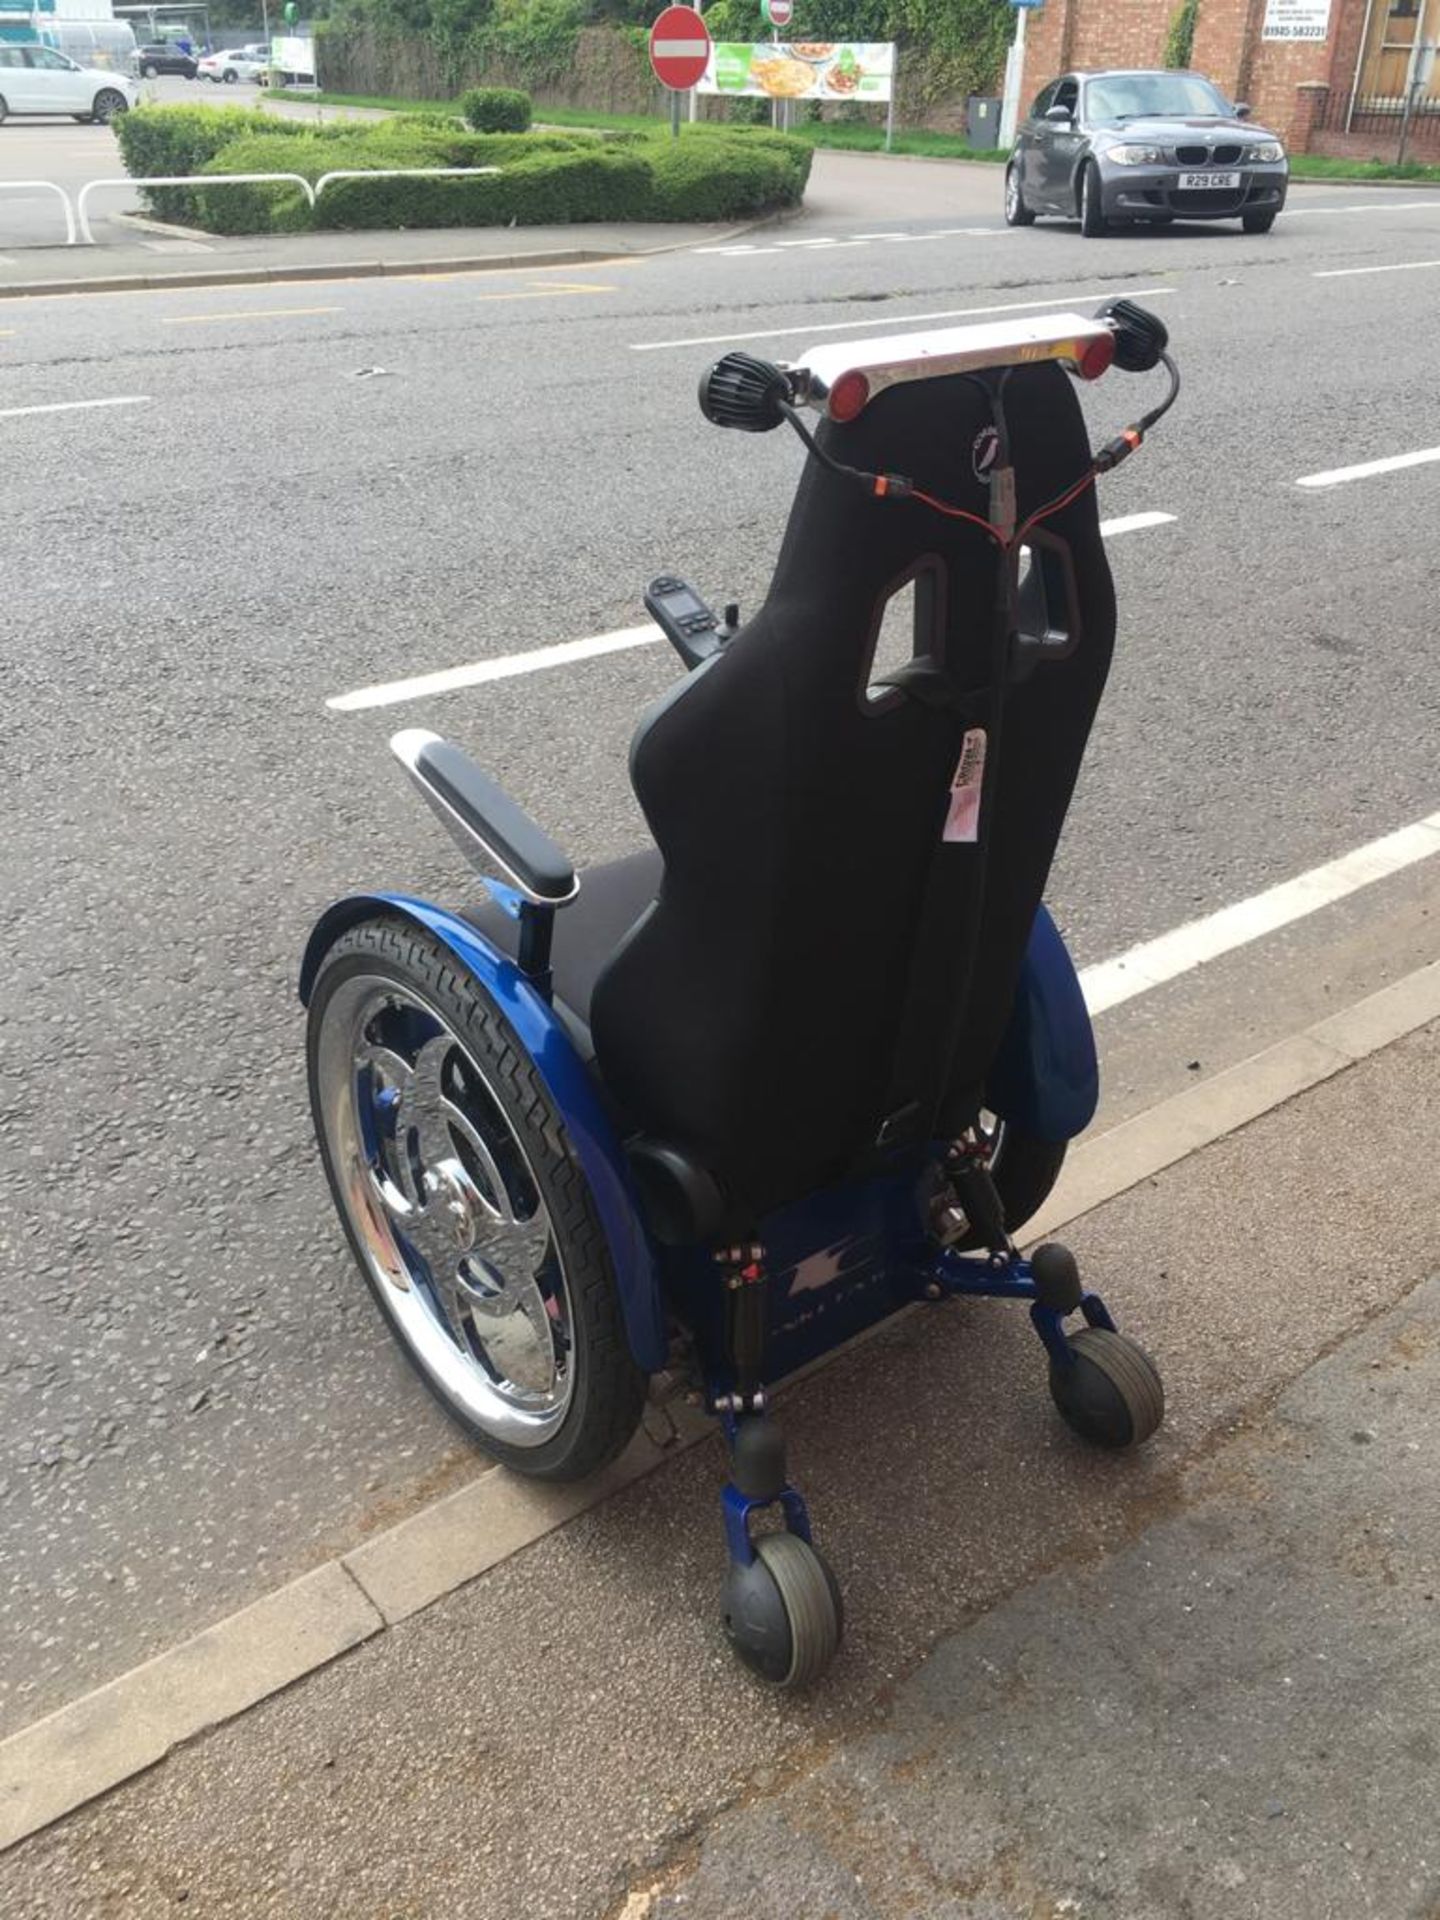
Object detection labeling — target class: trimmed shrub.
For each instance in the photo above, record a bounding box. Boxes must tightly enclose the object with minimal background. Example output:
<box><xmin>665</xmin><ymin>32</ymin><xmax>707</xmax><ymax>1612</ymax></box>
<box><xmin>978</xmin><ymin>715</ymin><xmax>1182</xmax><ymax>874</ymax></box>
<box><xmin>115</xmin><ymin>103</ymin><xmax>269</xmax><ymax>222</ymax></box>
<box><xmin>167</xmin><ymin>111</ymin><xmax>808</xmax><ymax>234</ymax></box>
<box><xmin>458</xmin><ymin>87</ymin><xmax>532</xmax><ymax>133</ymax></box>
<box><xmin>646</xmin><ymin>135</ymin><xmax>811</xmax><ymax>221</ymax></box>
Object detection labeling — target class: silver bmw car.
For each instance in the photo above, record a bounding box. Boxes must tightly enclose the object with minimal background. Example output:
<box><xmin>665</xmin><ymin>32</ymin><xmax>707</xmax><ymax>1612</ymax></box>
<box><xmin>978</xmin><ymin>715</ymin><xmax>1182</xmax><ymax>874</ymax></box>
<box><xmin>1006</xmin><ymin>68</ymin><xmax>1289</xmax><ymax>237</ymax></box>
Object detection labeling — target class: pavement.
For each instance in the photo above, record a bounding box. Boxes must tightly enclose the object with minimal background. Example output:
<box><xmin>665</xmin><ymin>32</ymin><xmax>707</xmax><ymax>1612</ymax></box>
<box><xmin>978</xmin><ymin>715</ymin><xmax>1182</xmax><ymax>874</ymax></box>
<box><xmin>1</xmin><ymin>999</ymin><xmax>1436</xmax><ymax>1917</ymax></box>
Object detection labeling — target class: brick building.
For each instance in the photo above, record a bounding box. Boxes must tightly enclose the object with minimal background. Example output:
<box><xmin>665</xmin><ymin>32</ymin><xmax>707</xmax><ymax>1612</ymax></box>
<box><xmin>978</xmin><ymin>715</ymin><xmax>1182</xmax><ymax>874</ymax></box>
<box><xmin>1017</xmin><ymin>0</ymin><xmax>1439</xmax><ymax>160</ymax></box>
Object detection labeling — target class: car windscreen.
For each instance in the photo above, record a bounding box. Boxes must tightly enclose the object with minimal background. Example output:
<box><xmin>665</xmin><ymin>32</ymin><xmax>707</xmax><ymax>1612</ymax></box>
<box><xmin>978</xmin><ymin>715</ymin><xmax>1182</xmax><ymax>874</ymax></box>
<box><xmin>1084</xmin><ymin>74</ymin><xmax>1231</xmax><ymax>123</ymax></box>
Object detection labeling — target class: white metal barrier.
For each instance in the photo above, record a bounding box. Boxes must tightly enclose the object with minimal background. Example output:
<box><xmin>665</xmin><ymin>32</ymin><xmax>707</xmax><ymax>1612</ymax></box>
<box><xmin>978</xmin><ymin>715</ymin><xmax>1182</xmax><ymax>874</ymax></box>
<box><xmin>0</xmin><ymin>180</ymin><xmax>78</xmax><ymax>248</ymax></box>
<box><xmin>71</xmin><ymin>166</ymin><xmax>504</xmax><ymax>244</ymax></box>
<box><xmin>76</xmin><ymin>172</ymin><xmax>316</xmax><ymax>245</ymax></box>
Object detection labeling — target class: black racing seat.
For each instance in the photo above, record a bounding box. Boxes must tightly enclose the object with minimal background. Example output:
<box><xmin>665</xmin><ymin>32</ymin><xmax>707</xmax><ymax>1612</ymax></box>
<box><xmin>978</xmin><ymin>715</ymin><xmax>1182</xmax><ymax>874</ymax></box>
<box><xmin>464</xmin><ymin>850</ymin><xmax>662</xmax><ymax>1060</ymax></box>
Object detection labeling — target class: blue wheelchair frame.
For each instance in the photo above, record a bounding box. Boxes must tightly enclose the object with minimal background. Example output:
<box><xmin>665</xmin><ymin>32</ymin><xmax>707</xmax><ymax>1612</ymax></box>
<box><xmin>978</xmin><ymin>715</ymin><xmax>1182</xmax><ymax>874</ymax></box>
<box><xmin>300</xmin><ymin>889</ymin><xmax>1098</xmax><ymax>1406</ymax></box>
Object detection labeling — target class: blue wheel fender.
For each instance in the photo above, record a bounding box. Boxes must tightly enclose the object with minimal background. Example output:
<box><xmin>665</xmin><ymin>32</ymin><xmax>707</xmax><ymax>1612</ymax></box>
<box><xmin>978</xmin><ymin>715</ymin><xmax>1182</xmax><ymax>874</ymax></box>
<box><xmin>299</xmin><ymin>893</ymin><xmax>668</xmax><ymax>1375</ymax></box>
<box><xmin>985</xmin><ymin>905</ymin><xmax>1098</xmax><ymax>1143</ymax></box>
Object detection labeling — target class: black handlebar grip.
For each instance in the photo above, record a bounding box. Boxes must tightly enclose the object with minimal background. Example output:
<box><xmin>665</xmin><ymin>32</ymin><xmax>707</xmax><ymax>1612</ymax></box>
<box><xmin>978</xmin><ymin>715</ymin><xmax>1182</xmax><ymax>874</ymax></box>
<box><xmin>698</xmin><ymin>351</ymin><xmax>792</xmax><ymax>432</ymax></box>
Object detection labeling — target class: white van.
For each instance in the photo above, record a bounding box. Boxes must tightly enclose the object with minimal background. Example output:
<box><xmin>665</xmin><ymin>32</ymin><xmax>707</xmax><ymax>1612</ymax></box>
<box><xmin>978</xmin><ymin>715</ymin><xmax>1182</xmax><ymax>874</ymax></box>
<box><xmin>0</xmin><ymin>41</ymin><xmax>139</xmax><ymax>123</ymax></box>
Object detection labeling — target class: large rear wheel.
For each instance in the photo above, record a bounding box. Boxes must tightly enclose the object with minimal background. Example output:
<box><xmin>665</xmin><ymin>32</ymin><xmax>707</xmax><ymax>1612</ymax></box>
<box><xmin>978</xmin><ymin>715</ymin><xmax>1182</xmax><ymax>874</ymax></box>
<box><xmin>307</xmin><ymin>915</ymin><xmax>647</xmax><ymax>1481</ymax></box>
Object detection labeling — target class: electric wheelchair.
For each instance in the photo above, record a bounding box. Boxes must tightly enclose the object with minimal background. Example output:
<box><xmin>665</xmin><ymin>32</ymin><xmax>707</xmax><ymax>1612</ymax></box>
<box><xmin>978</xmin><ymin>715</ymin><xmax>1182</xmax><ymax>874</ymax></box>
<box><xmin>302</xmin><ymin>299</ymin><xmax>1179</xmax><ymax>1686</ymax></box>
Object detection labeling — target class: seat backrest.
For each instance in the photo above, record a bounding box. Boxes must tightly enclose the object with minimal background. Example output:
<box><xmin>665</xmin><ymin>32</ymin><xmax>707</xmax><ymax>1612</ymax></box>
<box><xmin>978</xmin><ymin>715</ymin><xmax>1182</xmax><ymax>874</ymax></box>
<box><xmin>590</xmin><ymin>360</ymin><xmax>1116</xmax><ymax>1222</ymax></box>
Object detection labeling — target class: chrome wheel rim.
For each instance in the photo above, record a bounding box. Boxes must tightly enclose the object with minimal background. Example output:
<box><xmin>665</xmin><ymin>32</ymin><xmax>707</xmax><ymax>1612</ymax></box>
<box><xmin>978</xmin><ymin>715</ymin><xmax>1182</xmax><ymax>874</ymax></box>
<box><xmin>95</xmin><ymin>91</ymin><xmax>124</xmax><ymax>121</ymax></box>
<box><xmin>315</xmin><ymin>972</ymin><xmax>575</xmax><ymax>1446</ymax></box>
<box><xmin>1005</xmin><ymin>169</ymin><xmax>1019</xmax><ymax>220</ymax></box>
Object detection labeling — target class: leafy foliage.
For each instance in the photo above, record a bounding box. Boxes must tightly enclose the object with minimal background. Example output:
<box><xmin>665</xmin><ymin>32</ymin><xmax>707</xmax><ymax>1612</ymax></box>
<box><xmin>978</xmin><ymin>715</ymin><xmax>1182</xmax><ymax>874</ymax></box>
<box><xmin>121</xmin><ymin>104</ymin><xmax>810</xmax><ymax>232</ymax></box>
<box><xmin>1164</xmin><ymin>0</ymin><xmax>1200</xmax><ymax>71</ymax></box>
<box><xmin>459</xmin><ymin>84</ymin><xmax>532</xmax><ymax>128</ymax></box>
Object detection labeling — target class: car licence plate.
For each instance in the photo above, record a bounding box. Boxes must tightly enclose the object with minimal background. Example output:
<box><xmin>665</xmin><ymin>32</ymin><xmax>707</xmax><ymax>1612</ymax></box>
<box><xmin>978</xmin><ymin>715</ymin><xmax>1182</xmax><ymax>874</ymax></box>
<box><xmin>1177</xmin><ymin>170</ymin><xmax>1241</xmax><ymax>190</ymax></box>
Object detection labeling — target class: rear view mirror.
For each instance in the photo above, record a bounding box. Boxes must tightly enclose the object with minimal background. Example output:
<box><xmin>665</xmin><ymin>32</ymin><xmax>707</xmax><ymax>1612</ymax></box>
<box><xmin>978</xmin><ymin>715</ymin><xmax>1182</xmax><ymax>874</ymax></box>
<box><xmin>1235</xmin><ymin>101</ymin><xmax>1252</xmax><ymax>118</ymax></box>
<box><xmin>1045</xmin><ymin>105</ymin><xmax>1073</xmax><ymax>122</ymax></box>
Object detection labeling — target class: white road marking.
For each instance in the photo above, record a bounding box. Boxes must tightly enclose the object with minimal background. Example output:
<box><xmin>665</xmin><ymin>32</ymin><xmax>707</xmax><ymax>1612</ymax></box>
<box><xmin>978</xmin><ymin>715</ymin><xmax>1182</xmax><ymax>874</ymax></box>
<box><xmin>0</xmin><ymin>395</ymin><xmax>150</xmax><ymax>421</ymax></box>
<box><xmin>1313</xmin><ymin>257</ymin><xmax>1440</xmax><ymax>279</ymax></box>
<box><xmin>1296</xmin><ymin>446</ymin><xmax>1440</xmax><ymax>489</ymax></box>
<box><xmin>1281</xmin><ymin>199</ymin><xmax>1440</xmax><ymax>216</ymax></box>
<box><xmin>326</xmin><ymin>513</ymin><xmax>1175</xmax><ymax>713</ymax></box>
<box><xmin>1080</xmin><ymin>812</ymin><xmax>1440</xmax><ymax>1016</ymax></box>
<box><xmin>629</xmin><ymin>285</ymin><xmax>1175</xmax><ymax>352</ymax></box>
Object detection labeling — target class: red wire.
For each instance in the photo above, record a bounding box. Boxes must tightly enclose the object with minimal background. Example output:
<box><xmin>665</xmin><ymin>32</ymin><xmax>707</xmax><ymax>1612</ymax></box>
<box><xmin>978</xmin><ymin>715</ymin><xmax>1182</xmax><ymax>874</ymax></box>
<box><xmin>907</xmin><ymin>488</ymin><xmax>1005</xmax><ymax>544</ymax></box>
<box><xmin>907</xmin><ymin>464</ymin><xmax>1101</xmax><ymax>552</ymax></box>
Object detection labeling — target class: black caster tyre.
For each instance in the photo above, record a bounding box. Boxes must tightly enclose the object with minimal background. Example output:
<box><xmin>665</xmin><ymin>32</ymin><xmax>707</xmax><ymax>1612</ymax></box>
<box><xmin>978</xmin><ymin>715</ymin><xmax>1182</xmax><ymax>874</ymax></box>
<box><xmin>1049</xmin><ymin>1327</ymin><xmax>1164</xmax><ymax>1449</ymax></box>
<box><xmin>722</xmin><ymin>1534</ymin><xmax>843</xmax><ymax>1688</ymax></box>
<box><xmin>307</xmin><ymin>914</ymin><xmax>647</xmax><ymax>1482</ymax></box>
<box><xmin>1004</xmin><ymin>164</ymin><xmax>1035</xmax><ymax>227</ymax></box>
<box><xmin>1079</xmin><ymin>163</ymin><xmax>1108</xmax><ymax>237</ymax></box>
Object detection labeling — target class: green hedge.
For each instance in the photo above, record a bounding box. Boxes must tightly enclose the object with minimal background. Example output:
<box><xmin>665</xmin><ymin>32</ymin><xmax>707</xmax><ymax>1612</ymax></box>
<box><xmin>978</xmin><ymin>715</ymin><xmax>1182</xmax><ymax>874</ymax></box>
<box><xmin>115</xmin><ymin>103</ymin><xmax>272</xmax><ymax>222</ymax></box>
<box><xmin>459</xmin><ymin>87</ymin><xmax>532</xmax><ymax>133</ymax></box>
<box><xmin>138</xmin><ymin>108</ymin><xmax>812</xmax><ymax>232</ymax></box>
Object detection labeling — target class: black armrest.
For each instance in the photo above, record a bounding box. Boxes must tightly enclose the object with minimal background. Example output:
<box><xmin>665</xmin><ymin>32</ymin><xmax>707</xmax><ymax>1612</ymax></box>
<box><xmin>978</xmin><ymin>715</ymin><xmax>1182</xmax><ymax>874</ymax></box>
<box><xmin>390</xmin><ymin>730</ymin><xmax>577</xmax><ymax>906</ymax></box>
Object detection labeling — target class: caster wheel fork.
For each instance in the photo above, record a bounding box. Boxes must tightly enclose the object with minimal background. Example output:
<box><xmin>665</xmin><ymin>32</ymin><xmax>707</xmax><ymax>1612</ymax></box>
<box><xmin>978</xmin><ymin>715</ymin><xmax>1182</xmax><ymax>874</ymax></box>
<box><xmin>1028</xmin><ymin>1243</ymin><xmax>1165</xmax><ymax>1451</ymax></box>
<box><xmin>718</xmin><ymin>1413</ymin><xmax>843</xmax><ymax>1688</ymax></box>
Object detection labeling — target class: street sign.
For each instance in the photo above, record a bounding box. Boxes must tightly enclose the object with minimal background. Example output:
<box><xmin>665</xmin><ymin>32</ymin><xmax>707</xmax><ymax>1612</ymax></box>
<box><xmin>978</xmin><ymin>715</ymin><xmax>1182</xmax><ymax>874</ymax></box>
<box><xmin>650</xmin><ymin>6</ymin><xmax>712</xmax><ymax>91</ymax></box>
<box><xmin>762</xmin><ymin>0</ymin><xmax>793</xmax><ymax>25</ymax></box>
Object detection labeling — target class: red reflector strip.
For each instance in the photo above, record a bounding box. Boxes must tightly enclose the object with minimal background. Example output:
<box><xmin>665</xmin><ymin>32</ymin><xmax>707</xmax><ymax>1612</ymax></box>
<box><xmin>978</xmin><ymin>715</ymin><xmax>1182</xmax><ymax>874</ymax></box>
<box><xmin>1077</xmin><ymin>332</ymin><xmax>1115</xmax><ymax>381</ymax></box>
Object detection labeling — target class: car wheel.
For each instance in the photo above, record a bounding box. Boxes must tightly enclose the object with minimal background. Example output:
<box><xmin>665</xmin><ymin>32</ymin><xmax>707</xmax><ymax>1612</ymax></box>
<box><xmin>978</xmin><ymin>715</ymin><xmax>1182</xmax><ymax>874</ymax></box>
<box><xmin>1079</xmin><ymin>162</ymin><xmax>1107</xmax><ymax>237</ymax></box>
<box><xmin>0</xmin><ymin>96</ymin><xmax>8</xmax><ymax>128</ymax></box>
<box><xmin>91</xmin><ymin>89</ymin><xmax>128</xmax><ymax>125</ymax></box>
<box><xmin>1004</xmin><ymin>163</ymin><xmax>1036</xmax><ymax>228</ymax></box>
<box><xmin>223</xmin><ymin>68</ymin><xmax>238</xmax><ymax>82</ymax></box>
<box><xmin>1242</xmin><ymin>209</ymin><xmax>1277</xmax><ymax>234</ymax></box>
<box><xmin>141</xmin><ymin>62</ymin><xmax>158</xmax><ymax>77</ymax></box>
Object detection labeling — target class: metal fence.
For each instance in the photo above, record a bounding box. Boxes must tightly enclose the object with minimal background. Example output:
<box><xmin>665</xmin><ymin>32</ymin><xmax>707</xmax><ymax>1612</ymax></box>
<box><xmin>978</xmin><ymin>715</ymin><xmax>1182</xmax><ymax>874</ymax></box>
<box><xmin>2</xmin><ymin>167</ymin><xmax>503</xmax><ymax>248</ymax></box>
<box><xmin>1307</xmin><ymin>86</ymin><xmax>1440</xmax><ymax>162</ymax></box>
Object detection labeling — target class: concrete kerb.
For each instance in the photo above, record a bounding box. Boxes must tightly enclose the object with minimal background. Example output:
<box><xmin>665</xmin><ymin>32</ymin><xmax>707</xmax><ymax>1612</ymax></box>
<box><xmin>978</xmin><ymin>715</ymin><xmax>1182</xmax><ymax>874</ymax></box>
<box><xmin>3</xmin><ymin>955</ymin><xmax>1438</xmax><ymax>1856</ymax></box>
<box><xmin>0</xmin><ymin>202</ymin><xmax>804</xmax><ymax>302</ymax></box>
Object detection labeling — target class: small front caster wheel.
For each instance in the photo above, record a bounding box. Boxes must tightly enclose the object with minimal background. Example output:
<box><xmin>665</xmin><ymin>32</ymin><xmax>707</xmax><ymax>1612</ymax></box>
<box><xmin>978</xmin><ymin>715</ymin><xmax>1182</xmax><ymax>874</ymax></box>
<box><xmin>1050</xmin><ymin>1327</ymin><xmax>1164</xmax><ymax>1449</ymax></box>
<box><xmin>722</xmin><ymin>1533</ymin><xmax>843</xmax><ymax>1688</ymax></box>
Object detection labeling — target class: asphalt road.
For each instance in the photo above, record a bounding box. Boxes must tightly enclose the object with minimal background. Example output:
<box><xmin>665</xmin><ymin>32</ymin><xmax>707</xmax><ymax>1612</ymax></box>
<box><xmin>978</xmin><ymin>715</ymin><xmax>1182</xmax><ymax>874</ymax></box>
<box><xmin>2</xmin><ymin>160</ymin><xmax>1438</xmax><ymax>1738</ymax></box>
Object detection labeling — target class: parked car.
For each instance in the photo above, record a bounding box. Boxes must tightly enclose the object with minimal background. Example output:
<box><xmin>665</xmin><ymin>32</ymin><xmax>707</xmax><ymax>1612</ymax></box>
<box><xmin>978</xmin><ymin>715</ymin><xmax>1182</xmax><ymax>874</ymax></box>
<box><xmin>1006</xmin><ymin>68</ymin><xmax>1289</xmax><ymax>236</ymax></box>
<box><xmin>134</xmin><ymin>42</ymin><xmax>198</xmax><ymax>79</ymax></box>
<box><xmin>0</xmin><ymin>44</ymin><xmax>137</xmax><ymax>123</ymax></box>
<box><xmin>197</xmin><ymin>48</ymin><xmax>266</xmax><ymax>84</ymax></box>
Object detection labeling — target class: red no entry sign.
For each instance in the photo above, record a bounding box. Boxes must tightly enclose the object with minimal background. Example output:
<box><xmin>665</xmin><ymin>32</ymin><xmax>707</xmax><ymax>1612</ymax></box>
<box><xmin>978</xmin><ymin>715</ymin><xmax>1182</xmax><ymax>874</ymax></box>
<box><xmin>649</xmin><ymin>5</ymin><xmax>711</xmax><ymax>90</ymax></box>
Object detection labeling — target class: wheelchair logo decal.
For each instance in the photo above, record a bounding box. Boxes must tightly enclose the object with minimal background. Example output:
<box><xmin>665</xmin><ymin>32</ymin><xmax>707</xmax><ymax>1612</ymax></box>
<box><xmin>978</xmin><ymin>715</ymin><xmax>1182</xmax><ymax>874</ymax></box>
<box><xmin>972</xmin><ymin>424</ymin><xmax>1000</xmax><ymax>483</ymax></box>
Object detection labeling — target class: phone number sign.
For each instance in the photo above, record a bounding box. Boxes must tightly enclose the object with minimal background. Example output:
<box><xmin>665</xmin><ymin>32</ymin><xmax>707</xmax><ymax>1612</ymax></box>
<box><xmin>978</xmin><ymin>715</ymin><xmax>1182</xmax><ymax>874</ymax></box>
<box><xmin>1262</xmin><ymin>0</ymin><xmax>1331</xmax><ymax>41</ymax></box>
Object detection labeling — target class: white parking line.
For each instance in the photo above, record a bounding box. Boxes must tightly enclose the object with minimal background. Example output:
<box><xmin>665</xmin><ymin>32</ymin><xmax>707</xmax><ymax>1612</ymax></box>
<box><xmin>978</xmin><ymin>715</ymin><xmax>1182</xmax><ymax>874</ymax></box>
<box><xmin>1313</xmin><ymin>257</ymin><xmax>1440</xmax><ymax>279</ymax></box>
<box><xmin>1281</xmin><ymin>199</ymin><xmax>1440</xmax><ymax>216</ymax></box>
<box><xmin>0</xmin><ymin>395</ymin><xmax>150</xmax><ymax>421</ymax></box>
<box><xmin>629</xmin><ymin>285</ymin><xmax>1176</xmax><ymax>353</ymax></box>
<box><xmin>326</xmin><ymin>513</ymin><xmax>1177</xmax><ymax>713</ymax></box>
<box><xmin>1081</xmin><ymin>811</ymin><xmax>1440</xmax><ymax>1016</ymax></box>
<box><xmin>1296</xmin><ymin>446</ymin><xmax>1440</xmax><ymax>489</ymax></box>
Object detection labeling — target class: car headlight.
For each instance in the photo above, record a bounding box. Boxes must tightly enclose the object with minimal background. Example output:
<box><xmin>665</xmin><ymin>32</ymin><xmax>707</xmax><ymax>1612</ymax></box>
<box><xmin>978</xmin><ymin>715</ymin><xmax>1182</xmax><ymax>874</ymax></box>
<box><xmin>1246</xmin><ymin>142</ymin><xmax>1285</xmax><ymax>163</ymax></box>
<box><xmin>1107</xmin><ymin>144</ymin><xmax>1166</xmax><ymax>166</ymax></box>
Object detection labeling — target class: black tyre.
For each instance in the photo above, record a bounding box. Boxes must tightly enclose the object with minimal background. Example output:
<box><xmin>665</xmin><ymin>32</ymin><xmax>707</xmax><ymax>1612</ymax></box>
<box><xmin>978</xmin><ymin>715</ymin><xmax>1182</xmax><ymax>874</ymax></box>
<box><xmin>141</xmin><ymin>61</ymin><xmax>158</xmax><ymax>77</ymax></box>
<box><xmin>1079</xmin><ymin>162</ymin><xmax>1107</xmax><ymax>237</ymax></box>
<box><xmin>0</xmin><ymin>96</ymin><xmax>8</xmax><ymax>127</ymax></box>
<box><xmin>1004</xmin><ymin>163</ymin><xmax>1035</xmax><ymax>227</ymax></box>
<box><xmin>92</xmin><ymin>89</ymin><xmax>128</xmax><ymax>124</ymax></box>
<box><xmin>223</xmin><ymin>68</ymin><xmax>238</xmax><ymax>83</ymax></box>
<box><xmin>1049</xmin><ymin>1327</ymin><xmax>1164</xmax><ymax>1449</ymax></box>
<box><xmin>723</xmin><ymin>1533</ymin><xmax>843</xmax><ymax>1687</ymax></box>
<box><xmin>1242</xmin><ymin>209</ymin><xmax>1277</xmax><ymax>234</ymax></box>
<box><xmin>307</xmin><ymin>914</ymin><xmax>647</xmax><ymax>1482</ymax></box>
